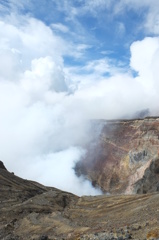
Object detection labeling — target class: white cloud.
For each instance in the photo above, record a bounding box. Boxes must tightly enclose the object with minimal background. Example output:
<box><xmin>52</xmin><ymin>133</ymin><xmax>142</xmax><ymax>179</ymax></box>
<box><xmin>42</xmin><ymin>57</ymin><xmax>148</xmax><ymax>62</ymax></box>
<box><xmin>84</xmin><ymin>58</ymin><xmax>110</xmax><ymax>73</ymax></box>
<box><xmin>21</xmin><ymin>57</ymin><xmax>68</xmax><ymax>98</ymax></box>
<box><xmin>1</xmin><ymin>2</ymin><xmax>159</xmax><ymax>197</ymax></box>
<box><xmin>114</xmin><ymin>0</ymin><xmax>159</xmax><ymax>35</ymax></box>
<box><xmin>130</xmin><ymin>37</ymin><xmax>159</xmax><ymax>92</ymax></box>
<box><xmin>65</xmin><ymin>35</ymin><xmax>159</xmax><ymax>120</ymax></box>
<box><xmin>51</xmin><ymin>23</ymin><xmax>69</xmax><ymax>33</ymax></box>
<box><xmin>0</xmin><ymin>13</ymin><xmax>103</xmax><ymax>196</ymax></box>
<box><xmin>64</xmin><ymin>57</ymin><xmax>127</xmax><ymax>91</ymax></box>
<box><xmin>145</xmin><ymin>9</ymin><xmax>159</xmax><ymax>34</ymax></box>
<box><xmin>0</xmin><ymin>16</ymin><xmax>66</xmax><ymax>70</ymax></box>
<box><xmin>23</xmin><ymin>147</ymin><xmax>102</xmax><ymax>196</ymax></box>
<box><xmin>82</xmin><ymin>0</ymin><xmax>111</xmax><ymax>14</ymax></box>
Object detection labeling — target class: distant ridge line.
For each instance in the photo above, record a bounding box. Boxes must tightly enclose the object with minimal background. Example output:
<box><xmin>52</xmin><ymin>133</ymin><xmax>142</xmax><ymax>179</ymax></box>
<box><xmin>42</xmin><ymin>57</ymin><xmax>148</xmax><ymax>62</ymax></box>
<box><xmin>91</xmin><ymin>116</ymin><xmax>159</xmax><ymax>123</ymax></box>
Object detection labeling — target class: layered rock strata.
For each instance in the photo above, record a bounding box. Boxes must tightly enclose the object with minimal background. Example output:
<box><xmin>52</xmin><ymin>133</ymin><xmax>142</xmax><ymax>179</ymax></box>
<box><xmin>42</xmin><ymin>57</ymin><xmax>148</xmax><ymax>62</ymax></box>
<box><xmin>75</xmin><ymin>117</ymin><xmax>159</xmax><ymax>194</ymax></box>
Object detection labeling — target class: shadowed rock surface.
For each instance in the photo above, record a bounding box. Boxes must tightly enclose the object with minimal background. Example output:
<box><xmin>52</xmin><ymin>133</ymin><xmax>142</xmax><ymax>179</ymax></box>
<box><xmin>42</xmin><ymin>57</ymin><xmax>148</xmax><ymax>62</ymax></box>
<box><xmin>0</xmin><ymin>160</ymin><xmax>7</xmax><ymax>170</ymax></box>
<box><xmin>75</xmin><ymin>117</ymin><xmax>159</xmax><ymax>194</ymax></box>
<box><xmin>1</xmin><ymin>162</ymin><xmax>159</xmax><ymax>239</ymax></box>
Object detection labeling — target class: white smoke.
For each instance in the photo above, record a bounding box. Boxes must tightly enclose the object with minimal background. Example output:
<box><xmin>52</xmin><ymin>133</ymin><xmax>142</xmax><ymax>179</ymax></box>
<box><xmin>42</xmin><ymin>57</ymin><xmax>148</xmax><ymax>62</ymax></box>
<box><xmin>0</xmin><ymin>11</ymin><xmax>159</xmax><ymax>196</ymax></box>
<box><xmin>0</xmin><ymin>15</ymin><xmax>103</xmax><ymax>196</ymax></box>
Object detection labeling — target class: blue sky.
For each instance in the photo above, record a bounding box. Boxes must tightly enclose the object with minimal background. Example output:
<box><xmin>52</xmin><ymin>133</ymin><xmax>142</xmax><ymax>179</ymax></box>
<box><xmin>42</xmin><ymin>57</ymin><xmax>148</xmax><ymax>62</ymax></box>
<box><xmin>0</xmin><ymin>0</ymin><xmax>159</xmax><ymax>195</ymax></box>
<box><xmin>35</xmin><ymin>2</ymin><xmax>147</xmax><ymax>62</ymax></box>
<box><xmin>0</xmin><ymin>0</ymin><xmax>153</xmax><ymax>70</ymax></box>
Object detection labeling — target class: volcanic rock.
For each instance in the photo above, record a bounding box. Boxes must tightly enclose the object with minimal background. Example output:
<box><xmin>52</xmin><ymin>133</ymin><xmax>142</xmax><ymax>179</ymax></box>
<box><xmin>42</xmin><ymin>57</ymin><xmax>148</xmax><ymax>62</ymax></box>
<box><xmin>75</xmin><ymin>117</ymin><xmax>159</xmax><ymax>194</ymax></box>
<box><xmin>1</xmin><ymin>161</ymin><xmax>159</xmax><ymax>239</ymax></box>
<box><xmin>0</xmin><ymin>160</ymin><xmax>7</xmax><ymax>170</ymax></box>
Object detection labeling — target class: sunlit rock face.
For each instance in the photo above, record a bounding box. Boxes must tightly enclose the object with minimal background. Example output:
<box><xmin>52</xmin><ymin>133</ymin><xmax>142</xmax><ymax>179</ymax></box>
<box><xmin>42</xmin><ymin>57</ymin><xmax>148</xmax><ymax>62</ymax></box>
<box><xmin>75</xmin><ymin>117</ymin><xmax>159</xmax><ymax>194</ymax></box>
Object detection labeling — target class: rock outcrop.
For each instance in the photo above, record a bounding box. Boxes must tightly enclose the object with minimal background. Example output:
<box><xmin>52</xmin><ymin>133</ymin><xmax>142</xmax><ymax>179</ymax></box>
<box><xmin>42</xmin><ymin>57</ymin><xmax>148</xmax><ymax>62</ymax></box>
<box><xmin>0</xmin><ymin>160</ymin><xmax>7</xmax><ymax>170</ymax></box>
<box><xmin>1</xmin><ymin>161</ymin><xmax>159</xmax><ymax>239</ymax></box>
<box><xmin>75</xmin><ymin>117</ymin><xmax>159</xmax><ymax>194</ymax></box>
<box><xmin>134</xmin><ymin>157</ymin><xmax>159</xmax><ymax>194</ymax></box>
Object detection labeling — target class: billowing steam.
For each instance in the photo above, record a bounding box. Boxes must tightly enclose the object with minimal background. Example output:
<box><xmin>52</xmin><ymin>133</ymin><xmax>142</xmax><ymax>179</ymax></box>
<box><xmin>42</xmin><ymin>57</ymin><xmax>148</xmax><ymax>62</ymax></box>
<box><xmin>0</xmin><ymin>11</ymin><xmax>159</xmax><ymax>196</ymax></box>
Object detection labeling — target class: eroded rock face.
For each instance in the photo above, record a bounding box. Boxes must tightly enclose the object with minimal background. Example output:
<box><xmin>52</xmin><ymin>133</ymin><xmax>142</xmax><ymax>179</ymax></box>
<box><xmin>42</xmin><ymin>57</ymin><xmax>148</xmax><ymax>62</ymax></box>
<box><xmin>75</xmin><ymin>117</ymin><xmax>159</xmax><ymax>194</ymax></box>
<box><xmin>134</xmin><ymin>157</ymin><xmax>159</xmax><ymax>194</ymax></box>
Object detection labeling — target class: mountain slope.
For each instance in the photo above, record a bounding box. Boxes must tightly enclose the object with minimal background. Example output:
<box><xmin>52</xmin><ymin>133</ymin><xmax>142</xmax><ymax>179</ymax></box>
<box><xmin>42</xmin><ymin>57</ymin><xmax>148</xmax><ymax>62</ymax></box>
<box><xmin>1</xmin><ymin>161</ymin><xmax>159</xmax><ymax>239</ymax></box>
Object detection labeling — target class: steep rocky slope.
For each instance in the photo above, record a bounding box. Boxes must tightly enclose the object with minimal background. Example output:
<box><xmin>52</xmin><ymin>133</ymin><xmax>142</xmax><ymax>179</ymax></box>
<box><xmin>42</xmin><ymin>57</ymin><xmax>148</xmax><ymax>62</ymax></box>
<box><xmin>75</xmin><ymin>117</ymin><xmax>159</xmax><ymax>194</ymax></box>
<box><xmin>0</xmin><ymin>162</ymin><xmax>78</xmax><ymax>240</ymax></box>
<box><xmin>1</xmin><ymin>161</ymin><xmax>159</xmax><ymax>240</ymax></box>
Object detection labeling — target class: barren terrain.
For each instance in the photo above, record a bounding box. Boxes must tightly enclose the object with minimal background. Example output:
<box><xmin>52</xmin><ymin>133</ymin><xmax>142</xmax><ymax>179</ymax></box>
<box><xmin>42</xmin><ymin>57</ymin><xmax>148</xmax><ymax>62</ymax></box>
<box><xmin>1</xmin><ymin>162</ymin><xmax>159</xmax><ymax>240</ymax></box>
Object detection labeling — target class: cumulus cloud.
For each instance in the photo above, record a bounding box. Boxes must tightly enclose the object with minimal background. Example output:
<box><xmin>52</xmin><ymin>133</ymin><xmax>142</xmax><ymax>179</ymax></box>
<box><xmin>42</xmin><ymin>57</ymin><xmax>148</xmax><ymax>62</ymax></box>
<box><xmin>65</xmin><ymin>36</ymin><xmax>159</xmax><ymax>120</ymax></box>
<box><xmin>0</xmin><ymin>13</ymin><xmax>103</xmax><ymax>196</ymax></box>
<box><xmin>1</xmin><ymin>3</ymin><xmax>159</xmax><ymax>197</ymax></box>
<box><xmin>130</xmin><ymin>37</ymin><xmax>159</xmax><ymax>90</ymax></box>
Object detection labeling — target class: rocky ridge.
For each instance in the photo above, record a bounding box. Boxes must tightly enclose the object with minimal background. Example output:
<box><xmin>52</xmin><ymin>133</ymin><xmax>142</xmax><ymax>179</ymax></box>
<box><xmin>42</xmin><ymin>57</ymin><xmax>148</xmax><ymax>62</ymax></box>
<box><xmin>1</xmin><ymin>161</ymin><xmax>159</xmax><ymax>239</ymax></box>
<box><xmin>75</xmin><ymin>117</ymin><xmax>159</xmax><ymax>194</ymax></box>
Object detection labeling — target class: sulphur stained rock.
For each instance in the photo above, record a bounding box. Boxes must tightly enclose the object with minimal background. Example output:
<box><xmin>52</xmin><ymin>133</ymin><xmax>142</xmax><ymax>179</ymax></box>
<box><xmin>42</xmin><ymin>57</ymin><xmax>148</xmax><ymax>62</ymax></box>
<box><xmin>75</xmin><ymin>117</ymin><xmax>159</xmax><ymax>194</ymax></box>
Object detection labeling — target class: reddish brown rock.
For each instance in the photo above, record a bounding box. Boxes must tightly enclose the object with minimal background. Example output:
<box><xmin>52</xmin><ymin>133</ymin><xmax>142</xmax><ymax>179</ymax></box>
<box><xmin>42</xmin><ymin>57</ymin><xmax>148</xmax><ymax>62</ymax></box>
<box><xmin>75</xmin><ymin>117</ymin><xmax>159</xmax><ymax>194</ymax></box>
